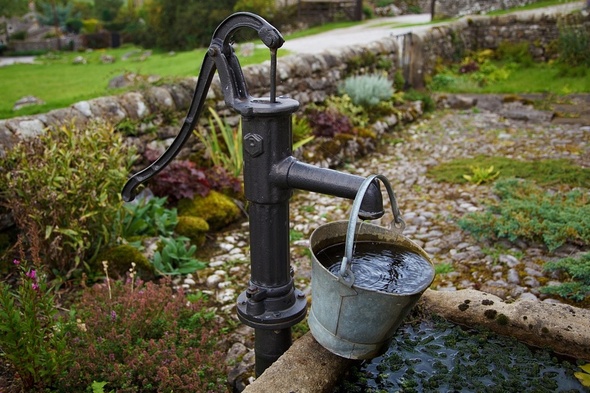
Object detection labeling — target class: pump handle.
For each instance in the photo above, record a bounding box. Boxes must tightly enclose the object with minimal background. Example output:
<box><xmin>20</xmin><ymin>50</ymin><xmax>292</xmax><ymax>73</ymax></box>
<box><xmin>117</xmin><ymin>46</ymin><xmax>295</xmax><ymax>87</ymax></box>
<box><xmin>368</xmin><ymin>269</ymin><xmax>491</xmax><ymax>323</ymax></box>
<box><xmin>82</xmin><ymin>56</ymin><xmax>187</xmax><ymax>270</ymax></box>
<box><xmin>122</xmin><ymin>12</ymin><xmax>283</xmax><ymax>202</ymax></box>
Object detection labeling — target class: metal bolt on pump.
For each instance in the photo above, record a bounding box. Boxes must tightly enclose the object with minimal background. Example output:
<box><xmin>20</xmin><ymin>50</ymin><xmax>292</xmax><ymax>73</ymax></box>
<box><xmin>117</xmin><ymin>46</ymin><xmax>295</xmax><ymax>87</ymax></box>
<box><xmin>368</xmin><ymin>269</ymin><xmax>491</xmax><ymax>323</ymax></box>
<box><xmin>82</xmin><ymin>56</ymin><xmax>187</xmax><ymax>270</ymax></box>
<box><xmin>121</xmin><ymin>12</ymin><xmax>385</xmax><ymax>376</ymax></box>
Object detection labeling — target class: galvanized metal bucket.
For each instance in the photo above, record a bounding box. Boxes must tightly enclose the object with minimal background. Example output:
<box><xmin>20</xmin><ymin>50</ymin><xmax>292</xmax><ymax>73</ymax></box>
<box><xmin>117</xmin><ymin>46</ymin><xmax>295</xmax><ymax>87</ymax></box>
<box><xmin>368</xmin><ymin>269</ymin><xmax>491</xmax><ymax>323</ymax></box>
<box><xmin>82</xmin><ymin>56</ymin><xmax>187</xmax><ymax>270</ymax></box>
<box><xmin>308</xmin><ymin>175</ymin><xmax>435</xmax><ymax>359</ymax></box>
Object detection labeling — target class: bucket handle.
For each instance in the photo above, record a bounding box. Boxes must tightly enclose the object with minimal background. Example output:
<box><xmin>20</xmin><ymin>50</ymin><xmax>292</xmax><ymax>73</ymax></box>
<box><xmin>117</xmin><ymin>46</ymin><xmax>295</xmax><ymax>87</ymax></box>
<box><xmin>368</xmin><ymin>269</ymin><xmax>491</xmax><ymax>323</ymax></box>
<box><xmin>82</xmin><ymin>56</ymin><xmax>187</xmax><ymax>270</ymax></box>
<box><xmin>338</xmin><ymin>174</ymin><xmax>406</xmax><ymax>287</ymax></box>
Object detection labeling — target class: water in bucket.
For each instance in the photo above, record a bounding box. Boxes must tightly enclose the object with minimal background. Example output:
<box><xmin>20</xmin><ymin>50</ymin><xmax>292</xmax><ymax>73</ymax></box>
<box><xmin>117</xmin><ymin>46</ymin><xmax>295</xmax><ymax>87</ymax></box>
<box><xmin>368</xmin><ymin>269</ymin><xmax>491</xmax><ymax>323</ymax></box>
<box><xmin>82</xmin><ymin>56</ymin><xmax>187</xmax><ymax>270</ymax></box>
<box><xmin>317</xmin><ymin>240</ymin><xmax>434</xmax><ymax>295</ymax></box>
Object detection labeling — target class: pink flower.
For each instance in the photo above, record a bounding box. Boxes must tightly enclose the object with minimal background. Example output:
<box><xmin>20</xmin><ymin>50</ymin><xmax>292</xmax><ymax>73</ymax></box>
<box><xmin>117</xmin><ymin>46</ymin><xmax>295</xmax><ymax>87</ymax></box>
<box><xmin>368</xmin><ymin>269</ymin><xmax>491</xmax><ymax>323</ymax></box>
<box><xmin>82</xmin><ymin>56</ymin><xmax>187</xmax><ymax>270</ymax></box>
<box><xmin>13</xmin><ymin>259</ymin><xmax>20</xmax><ymax>265</ymax></box>
<box><xmin>32</xmin><ymin>282</ymin><xmax>39</xmax><ymax>291</ymax></box>
<box><xmin>26</xmin><ymin>269</ymin><xmax>36</xmax><ymax>280</ymax></box>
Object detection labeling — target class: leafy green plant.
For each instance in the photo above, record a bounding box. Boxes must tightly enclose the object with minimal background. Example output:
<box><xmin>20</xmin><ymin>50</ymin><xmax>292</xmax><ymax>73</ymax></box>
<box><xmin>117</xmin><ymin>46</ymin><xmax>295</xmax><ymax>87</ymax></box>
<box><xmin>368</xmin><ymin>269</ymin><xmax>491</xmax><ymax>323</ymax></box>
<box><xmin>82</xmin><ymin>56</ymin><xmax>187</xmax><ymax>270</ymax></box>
<box><xmin>575</xmin><ymin>363</ymin><xmax>590</xmax><ymax>388</ymax></box>
<box><xmin>0</xmin><ymin>259</ymin><xmax>73</xmax><ymax>390</ymax></box>
<box><xmin>495</xmin><ymin>41</ymin><xmax>534</xmax><ymax>66</ymax></box>
<box><xmin>152</xmin><ymin>236</ymin><xmax>206</xmax><ymax>276</ymax></box>
<box><xmin>196</xmin><ymin>107</ymin><xmax>243</xmax><ymax>179</ymax></box>
<box><xmin>60</xmin><ymin>278</ymin><xmax>229</xmax><ymax>392</ymax></box>
<box><xmin>435</xmin><ymin>263</ymin><xmax>454</xmax><ymax>275</ymax></box>
<box><xmin>118</xmin><ymin>196</ymin><xmax>178</xmax><ymax>238</ymax></box>
<box><xmin>463</xmin><ymin>165</ymin><xmax>500</xmax><ymax>185</ymax></box>
<box><xmin>339</xmin><ymin>74</ymin><xmax>394</xmax><ymax>107</ymax></box>
<box><xmin>458</xmin><ymin>179</ymin><xmax>590</xmax><ymax>252</ymax></box>
<box><xmin>0</xmin><ymin>121</ymin><xmax>136</xmax><ymax>278</ymax></box>
<box><xmin>325</xmin><ymin>94</ymin><xmax>371</xmax><ymax>127</ymax></box>
<box><xmin>292</xmin><ymin>115</ymin><xmax>315</xmax><ymax>150</ymax></box>
<box><xmin>557</xmin><ymin>23</ymin><xmax>590</xmax><ymax>67</ymax></box>
<box><xmin>403</xmin><ymin>89</ymin><xmax>436</xmax><ymax>112</ymax></box>
<box><xmin>541</xmin><ymin>252</ymin><xmax>590</xmax><ymax>302</ymax></box>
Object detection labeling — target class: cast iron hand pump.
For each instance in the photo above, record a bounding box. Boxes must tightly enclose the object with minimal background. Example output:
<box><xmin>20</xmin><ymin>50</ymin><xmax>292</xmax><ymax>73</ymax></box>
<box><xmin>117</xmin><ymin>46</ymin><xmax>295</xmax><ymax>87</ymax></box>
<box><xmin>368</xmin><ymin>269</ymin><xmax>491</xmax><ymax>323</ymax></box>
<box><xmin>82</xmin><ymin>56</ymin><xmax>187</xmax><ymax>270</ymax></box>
<box><xmin>122</xmin><ymin>12</ymin><xmax>386</xmax><ymax>375</ymax></box>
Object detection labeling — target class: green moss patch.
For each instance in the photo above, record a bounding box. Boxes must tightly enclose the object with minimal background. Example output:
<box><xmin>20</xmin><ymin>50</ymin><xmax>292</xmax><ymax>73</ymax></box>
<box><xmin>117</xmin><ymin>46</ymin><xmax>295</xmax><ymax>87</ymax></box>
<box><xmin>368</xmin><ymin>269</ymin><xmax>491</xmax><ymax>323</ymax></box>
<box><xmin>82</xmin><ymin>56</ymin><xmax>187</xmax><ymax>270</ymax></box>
<box><xmin>427</xmin><ymin>155</ymin><xmax>590</xmax><ymax>188</ymax></box>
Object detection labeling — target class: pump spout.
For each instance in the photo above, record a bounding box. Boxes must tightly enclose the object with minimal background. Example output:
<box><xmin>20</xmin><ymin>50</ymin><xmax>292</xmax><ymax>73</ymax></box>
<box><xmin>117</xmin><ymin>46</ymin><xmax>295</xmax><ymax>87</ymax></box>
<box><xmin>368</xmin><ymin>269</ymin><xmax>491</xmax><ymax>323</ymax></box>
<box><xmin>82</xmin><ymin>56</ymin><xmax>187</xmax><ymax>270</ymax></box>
<box><xmin>272</xmin><ymin>158</ymin><xmax>385</xmax><ymax>220</ymax></box>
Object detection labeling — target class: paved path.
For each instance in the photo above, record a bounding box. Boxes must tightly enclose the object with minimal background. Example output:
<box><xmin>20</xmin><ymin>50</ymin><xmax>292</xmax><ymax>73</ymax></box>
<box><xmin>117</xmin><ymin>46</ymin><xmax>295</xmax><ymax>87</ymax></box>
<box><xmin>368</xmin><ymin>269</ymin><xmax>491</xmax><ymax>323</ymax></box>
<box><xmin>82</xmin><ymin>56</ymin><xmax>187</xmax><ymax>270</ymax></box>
<box><xmin>281</xmin><ymin>1</ymin><xmax>587</xmax><ymax>54</ymax></box>
<box><xmin>0</xmin><ymin>56</ymin><xmax>35</xmax><ymax>67</ymax></box>
<box><xmin>282</xmin><ymin>13</ymin><xmax>433</xmax><ymax>54</ymax></box>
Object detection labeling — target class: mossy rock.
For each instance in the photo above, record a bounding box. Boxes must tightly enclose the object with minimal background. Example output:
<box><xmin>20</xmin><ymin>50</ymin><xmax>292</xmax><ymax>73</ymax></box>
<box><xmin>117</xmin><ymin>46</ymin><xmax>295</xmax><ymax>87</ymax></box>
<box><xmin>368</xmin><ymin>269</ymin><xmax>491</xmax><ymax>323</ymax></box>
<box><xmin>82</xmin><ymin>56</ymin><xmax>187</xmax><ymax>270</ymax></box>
<box><xmin>175</xmin><ymin>215</ymin><xmax>209</xmax><ymax>246</ymax></box>
<box><xmin>177</xmin><ymin>190</ymin><xmax>241</xmax><ymax>231</ymax></box>
<box><xmin>95</xmin><ymin>244</ymin><xmax>154</xmax><ymax>280</ymax></box>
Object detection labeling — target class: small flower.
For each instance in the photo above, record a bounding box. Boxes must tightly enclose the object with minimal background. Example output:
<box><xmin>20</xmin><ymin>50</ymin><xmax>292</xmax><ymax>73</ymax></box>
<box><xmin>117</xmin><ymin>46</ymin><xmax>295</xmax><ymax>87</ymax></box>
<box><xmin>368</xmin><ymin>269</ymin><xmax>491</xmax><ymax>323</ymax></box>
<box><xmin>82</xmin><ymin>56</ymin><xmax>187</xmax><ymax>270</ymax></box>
<box><xmin>110</xmin><ymin>310</ymin><xmax>117</xmax><ymax>321</ymax></box>
<box><xmin>26</xmin><ymin>269</ymin><xmax>36</xmax><ymax>280</ymax></box>
<box><xmin>32</xmin><ymin>282</ymin><xmax>39</xmax><ymax>291</ymax></box>
<box><xmin>13</xmin><ymin>259</ymin><xmax>20</xmax><ymax>265</ymax></box>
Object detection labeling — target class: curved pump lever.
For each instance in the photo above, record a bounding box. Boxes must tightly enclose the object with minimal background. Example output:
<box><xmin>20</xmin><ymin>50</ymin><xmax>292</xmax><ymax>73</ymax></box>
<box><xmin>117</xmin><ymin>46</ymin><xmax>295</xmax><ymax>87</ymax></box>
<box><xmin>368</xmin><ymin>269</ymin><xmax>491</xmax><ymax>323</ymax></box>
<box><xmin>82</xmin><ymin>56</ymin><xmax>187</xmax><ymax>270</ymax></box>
<box><xmin>122</xmin><ymin>12</ymin><xmax>284</xmax><ymax>202</ymax></box>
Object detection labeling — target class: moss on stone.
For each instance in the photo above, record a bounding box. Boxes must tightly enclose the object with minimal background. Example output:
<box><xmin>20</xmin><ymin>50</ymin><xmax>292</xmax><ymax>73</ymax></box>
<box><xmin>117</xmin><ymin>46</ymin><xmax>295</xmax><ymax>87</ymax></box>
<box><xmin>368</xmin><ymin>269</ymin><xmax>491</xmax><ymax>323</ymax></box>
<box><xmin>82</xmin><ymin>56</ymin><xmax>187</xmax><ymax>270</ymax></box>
<box><xmin>496</xmin><ymin>313</ymin><xmax>509</xmax><ymax>326</ymax></box>
<box><xmin>175</xmin><ymin>216</ymin><xmax>209</xmax><ymax>246</ymax></box>
<box><xmin>177</xmin><ymin>190</ymin><xmax>241</xmax><ymax>231</ymax></box>
<box><xmin>95</xmin><ymin>244</ymin><xmax>154</xmax><ymax>280</ymax></box>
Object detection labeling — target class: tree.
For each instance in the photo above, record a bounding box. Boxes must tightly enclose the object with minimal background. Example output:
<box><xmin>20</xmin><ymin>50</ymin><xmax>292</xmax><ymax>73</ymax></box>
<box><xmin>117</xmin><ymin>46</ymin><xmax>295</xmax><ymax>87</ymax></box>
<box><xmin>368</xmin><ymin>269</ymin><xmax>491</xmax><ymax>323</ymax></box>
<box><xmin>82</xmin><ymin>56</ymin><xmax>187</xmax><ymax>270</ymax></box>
<box><xmin>0</xmin><ymin>0</ymin><xmax>29</xmax><ymax>18</ymax></box>
<box><xmin>95</xmin><ymin>0</ymin><xmax>123</xmax><ymax>22</ymax></box>
<box><xmin>36</xmin><ymin>1</ymin><xmax>73</xmax><ymax>29</ymax></box>
<box><xmin>430</xmin><ymin>0</ymin><xmax>436</xmax><ymax>21</ymax></box>
<box><xmin>134</xmin><ymin>0</ymin><xmax>238</xmax><ymax>51</ymax></box>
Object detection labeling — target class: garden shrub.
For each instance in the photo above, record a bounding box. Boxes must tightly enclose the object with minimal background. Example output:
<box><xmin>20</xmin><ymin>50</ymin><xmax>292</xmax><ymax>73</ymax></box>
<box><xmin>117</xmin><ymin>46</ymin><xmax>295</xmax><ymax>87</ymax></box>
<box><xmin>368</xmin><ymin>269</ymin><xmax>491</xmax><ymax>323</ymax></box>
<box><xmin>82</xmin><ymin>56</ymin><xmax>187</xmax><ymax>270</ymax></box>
<box><xmin>495</xmin><ymin>41</ymin><xmax>534</xmax><ymax>66</ymax></box>
<box><xmin>60</xmin><ymin>278</ymin><xmax>229</xmax><ymax>392</ymax></box>
<box><xmin>0</xmin><ymin>121</ymin><xmax>136</xmax><ymax>279</ymax></box>
<box><xmin>541</xmin><ymin>252</ymin><xmax>590</xmax><ymax>302</ymax></box>
<box><xmin>306</xmin><ymin>107</ymin><xmax>354</xmax><ymax>137</ymax></box>
<box><xmin>458</xmin><ymin>179</ymin><xmax>590</xmax><ymax>252</ymax></box>
<box><xmin>147</xmin><ymin>158</ymin><xmax>212</xmax><ymax>204</ymax></box>
<box><xmin>339</xmin><ymin>74</ymin><xmax>394</xmax><ymax>107</ymax></box>
<box><xmin>557</xmin><ymin>22</ymin><xmax>590</xmax><ymax>67</ymax></box>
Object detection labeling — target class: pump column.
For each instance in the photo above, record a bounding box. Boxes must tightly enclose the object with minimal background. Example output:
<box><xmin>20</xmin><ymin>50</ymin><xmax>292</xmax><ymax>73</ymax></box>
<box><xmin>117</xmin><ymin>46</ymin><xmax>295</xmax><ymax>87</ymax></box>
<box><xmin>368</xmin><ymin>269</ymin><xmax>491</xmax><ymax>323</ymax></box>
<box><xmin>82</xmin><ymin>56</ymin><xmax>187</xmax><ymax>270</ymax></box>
<box><xmin>236</xmin><ymin>97</ymin><xmax>307</xmax><ymax>376</ymax></box>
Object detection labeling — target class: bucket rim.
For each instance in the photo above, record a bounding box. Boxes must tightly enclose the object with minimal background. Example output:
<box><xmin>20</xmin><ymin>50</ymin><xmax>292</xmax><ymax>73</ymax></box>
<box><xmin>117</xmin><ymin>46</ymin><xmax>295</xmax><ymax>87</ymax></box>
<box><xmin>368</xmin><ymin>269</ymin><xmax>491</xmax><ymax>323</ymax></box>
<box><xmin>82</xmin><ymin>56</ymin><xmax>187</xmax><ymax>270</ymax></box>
<box><xmin>310</xmin><ymin>220</ymin><xmax>435</xmax><ymax>297</ymax></box>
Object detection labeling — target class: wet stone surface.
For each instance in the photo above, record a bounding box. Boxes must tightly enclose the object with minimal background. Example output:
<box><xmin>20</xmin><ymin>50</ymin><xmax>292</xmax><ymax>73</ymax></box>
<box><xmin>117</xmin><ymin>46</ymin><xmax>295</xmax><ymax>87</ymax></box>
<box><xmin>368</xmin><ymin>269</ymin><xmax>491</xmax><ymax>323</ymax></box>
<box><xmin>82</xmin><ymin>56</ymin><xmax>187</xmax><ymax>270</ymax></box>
<box><xmin>186</xmin><ymin>106</ymin><xmax>588</xmax><ymax>388</ymax></box>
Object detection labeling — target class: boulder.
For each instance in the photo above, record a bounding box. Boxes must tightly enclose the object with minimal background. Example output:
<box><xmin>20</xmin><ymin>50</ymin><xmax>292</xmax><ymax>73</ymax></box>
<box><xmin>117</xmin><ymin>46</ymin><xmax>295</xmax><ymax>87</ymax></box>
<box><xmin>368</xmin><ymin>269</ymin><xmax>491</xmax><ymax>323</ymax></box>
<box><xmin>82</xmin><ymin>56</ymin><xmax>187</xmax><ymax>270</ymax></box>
<box><xmin>13</xmin><ymin>95</ymin><xmax>45</xmax><ymax>111</ymax></box>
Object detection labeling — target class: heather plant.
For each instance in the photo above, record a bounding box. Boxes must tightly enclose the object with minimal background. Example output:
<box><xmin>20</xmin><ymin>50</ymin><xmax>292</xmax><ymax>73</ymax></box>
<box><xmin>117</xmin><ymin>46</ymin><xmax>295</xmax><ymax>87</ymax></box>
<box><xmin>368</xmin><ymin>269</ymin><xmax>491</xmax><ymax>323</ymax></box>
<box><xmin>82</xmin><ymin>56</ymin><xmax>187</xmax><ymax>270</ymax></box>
<box><xmin>60</xmin><ymin>278</ymin><xmax>229</xmax><ymax>392</ymax></box>
<box><xmin>0</xmin><ymin>121</ymin><xmax>136</xmax><ymax>278</ymax></box>
<box><xmin>458</xmin><ymin>179</ymin><xmax>590</xmax><ymax>252</ymax></box>
<box><xmin>541</xmin><ymin>252</ymin><xmax>590</xmax><ymax>302</ymax></box>
<box><xmin>339</xmin><ymin>74</ymin><xmax>394</xmax><ymax>107</ymax></box>
<box><xmin>0</xmin><ymin>259</ymin><xmax>73</xmax><ymax>390</ymax></box>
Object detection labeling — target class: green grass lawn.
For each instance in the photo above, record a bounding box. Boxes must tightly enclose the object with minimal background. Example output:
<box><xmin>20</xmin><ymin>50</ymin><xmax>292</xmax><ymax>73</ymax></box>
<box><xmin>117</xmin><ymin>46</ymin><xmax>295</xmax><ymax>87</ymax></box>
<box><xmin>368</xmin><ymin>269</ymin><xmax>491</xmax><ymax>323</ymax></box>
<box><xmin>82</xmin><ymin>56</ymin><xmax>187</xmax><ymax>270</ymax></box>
<box><xmin>431</xmin><ymin>63</ymin><xmax>590</xmax><ymax>95</ymax></box>
<box><xmin>0</xmin><ymin>44</ymin><xmax>281</xmax><ymax>119</ymax></box>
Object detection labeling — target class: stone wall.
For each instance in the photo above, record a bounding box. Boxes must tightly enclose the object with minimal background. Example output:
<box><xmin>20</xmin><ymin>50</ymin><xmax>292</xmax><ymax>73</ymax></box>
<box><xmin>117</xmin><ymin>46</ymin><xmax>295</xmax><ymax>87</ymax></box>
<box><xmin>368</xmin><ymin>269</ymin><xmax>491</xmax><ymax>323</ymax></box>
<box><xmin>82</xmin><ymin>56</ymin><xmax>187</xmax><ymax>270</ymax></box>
<box><xmin>416</xmin><ymin>11</ymin><xmax>589</xmax><ymax>80</ymax></box>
